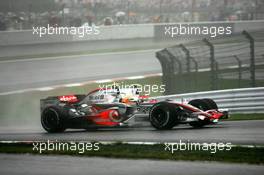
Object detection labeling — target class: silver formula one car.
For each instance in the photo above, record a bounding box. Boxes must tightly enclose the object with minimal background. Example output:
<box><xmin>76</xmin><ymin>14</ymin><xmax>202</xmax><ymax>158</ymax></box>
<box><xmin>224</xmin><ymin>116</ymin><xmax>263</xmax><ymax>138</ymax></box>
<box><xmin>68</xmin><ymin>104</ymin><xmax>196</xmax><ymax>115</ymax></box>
<box><xmin>40</xmin><ymin>87</ymin><xmax>228</xmax><ymax>133</ymax></box>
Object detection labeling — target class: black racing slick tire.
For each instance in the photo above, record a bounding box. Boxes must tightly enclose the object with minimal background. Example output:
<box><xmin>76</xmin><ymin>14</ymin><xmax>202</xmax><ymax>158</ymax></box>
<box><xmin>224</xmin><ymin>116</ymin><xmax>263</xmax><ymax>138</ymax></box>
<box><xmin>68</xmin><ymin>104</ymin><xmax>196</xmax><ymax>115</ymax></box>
<box><xmin>188</xmin><ymin>98</ymin><xmax>218</xmax><ymax>111</ymax></box>
<box><xmin>188</xmin><ymin>99</ymin><xmax>217</xmax><ymax>128</ymax></box>
<box><xmin>188</xmin><ymin>99</ymin><xmax>210</xmax><ymax>111</ymax></box>
<box><xmin>202</xmin><ymin>98</ymin><xmax>218</xmax><ymax>110</ymax></box>
<box><xmin>41</xmin><ymin>106</ymin><xmax>66</xmax><ymax>133</ymax></box>
<box><xmin>149</xmin><ymin>102</ymin><xmax>180</xmax><ymax>130</ymax></box>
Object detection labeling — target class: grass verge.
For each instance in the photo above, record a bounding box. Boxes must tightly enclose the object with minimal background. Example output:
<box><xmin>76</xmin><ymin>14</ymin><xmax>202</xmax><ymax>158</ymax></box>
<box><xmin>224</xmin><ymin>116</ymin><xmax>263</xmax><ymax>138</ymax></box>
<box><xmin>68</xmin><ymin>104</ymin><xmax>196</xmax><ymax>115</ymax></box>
<box><xmin>0</xmin><ymin>142</ymin><xmax>264</xmax><ymax>164</ymax></box>
<box><xmin>226</xmin><ymin>114</ymin><xmax>264</xmax><ymax>121</ymax></box>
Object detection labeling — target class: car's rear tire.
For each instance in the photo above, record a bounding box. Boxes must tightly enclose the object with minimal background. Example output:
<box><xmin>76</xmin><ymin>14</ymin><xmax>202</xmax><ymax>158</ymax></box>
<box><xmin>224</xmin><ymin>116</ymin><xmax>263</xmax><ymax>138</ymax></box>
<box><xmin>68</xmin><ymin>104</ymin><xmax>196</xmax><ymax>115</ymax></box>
<box><xmin>149</xmin><ymin>102</ymin><xmax>180</xmax><ymax>130</ymax></box>
<box><xmin>41</xmin><ymin>106</ymin><xmax>66</xmax><ymax>133</ymax></box>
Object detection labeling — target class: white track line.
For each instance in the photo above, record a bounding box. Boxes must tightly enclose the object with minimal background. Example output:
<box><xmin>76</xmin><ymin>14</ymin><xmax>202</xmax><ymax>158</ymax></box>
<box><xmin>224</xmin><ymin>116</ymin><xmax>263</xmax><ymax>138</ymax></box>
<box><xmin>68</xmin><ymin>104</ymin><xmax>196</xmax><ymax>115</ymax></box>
<box><xmin>94</xmin><ymin>79</ymin><xmax>113</xmax><ymax>83</ymax></box>
<box><xmin>63</xmin><ymin>83</ymin><xmax>83</xmax><ymax>87</ymax></box>
<box><xmin>37</xmin><ymin>87</ymin><xmax>55</xmax><ymax>91</ymax></box>
<box><xmin>0</xmin><ymin>73</ymin><xmax>162</xmax><ymax>96</ymax></box>
<box><xmin>0</xmin><ymin>140</ymin><xmax>263</xmax><ymax>148</ymax></box>
<box><xmin>126</xmin><ymin>76</ymin><xmax>145</xmax><ymax>80</ymax></box>
<box><xmin>1</xmin><ymin>62</ymin><xmax>255</xmax><ymax>96</ymax></box>
<box><xmin>0</xmin><ymin>62</ymin><xmax>258</xmax><ymax>96</ymax></box>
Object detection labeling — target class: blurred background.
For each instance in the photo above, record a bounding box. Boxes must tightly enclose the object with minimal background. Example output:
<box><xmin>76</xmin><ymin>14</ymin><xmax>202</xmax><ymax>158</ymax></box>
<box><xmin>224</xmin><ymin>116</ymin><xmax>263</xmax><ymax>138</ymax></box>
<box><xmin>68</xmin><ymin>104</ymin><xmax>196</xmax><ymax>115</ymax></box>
<box><xmin>0</xmin><ymin>0</ymin><xmax>264</xmax><ymax>30</ymax></box>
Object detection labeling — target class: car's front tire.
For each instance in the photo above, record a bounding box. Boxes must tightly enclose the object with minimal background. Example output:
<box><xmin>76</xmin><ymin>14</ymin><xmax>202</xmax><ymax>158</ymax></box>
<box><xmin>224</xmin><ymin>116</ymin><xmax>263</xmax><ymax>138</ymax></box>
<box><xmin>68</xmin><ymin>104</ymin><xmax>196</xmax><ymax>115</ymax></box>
<box><xmin>149</xmin><ymin>102</ymin><xmax>180</xmax><ymax>130</ymax></box>
<box><xmin>188</xmin><ymin>98</ymin><xmax>217</xmax><ymax>128</ymax></box>
<box><xmin>188</xmin><ymin>99</ymin><xmax>210</xmax><ymax>111</ymax></box>
<box><xmin>41</xmin><ymin>106</ymin><xmax>66</xmax><ymax>133</ymax></box>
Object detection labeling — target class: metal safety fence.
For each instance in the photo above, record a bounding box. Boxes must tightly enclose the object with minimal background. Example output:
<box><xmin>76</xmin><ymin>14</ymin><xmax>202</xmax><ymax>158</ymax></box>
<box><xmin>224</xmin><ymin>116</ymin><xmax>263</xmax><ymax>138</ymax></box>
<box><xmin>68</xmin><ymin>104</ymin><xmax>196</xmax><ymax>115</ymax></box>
<box><xmin>154</xmin><ymin>87</ymin><xmax>264</xmax><ymax>114</ymax></box>
<box><xmin>156</xmin><ymin>30</ymin><xmax>264</xmax><ymax>95</ymax></box>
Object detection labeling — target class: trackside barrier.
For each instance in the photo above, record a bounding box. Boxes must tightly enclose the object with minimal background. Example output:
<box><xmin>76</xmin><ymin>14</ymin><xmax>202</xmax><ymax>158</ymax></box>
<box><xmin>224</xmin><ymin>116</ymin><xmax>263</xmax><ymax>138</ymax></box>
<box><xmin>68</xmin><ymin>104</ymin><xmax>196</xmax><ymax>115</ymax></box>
<box><xmin>0</xmin><ymin>20</ymin><xmax>263</xmax><ymax>58</ymax></box>
<box><xmin>0</xmin><ymin>20</ymin><xmax>263</xmax><ymax>46</ymax></box>
<box><xmin>154</xmin><ymin>87</ymin><xmax>264</xmax><ymax>114</ymax></box>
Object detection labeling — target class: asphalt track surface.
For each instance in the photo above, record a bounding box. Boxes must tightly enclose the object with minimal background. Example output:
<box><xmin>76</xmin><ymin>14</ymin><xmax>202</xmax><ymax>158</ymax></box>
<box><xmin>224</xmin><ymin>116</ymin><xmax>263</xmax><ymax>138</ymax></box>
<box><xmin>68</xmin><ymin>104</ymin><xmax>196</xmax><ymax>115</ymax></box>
<box><xmin>1</xmin><ymin>153</ymin><xmax>264</xmax><ymax>175</ymax></box>
<box><xmin>0</xmin><ymin>120</ymin><xmax>263</xmax><ymax>145</ymax></box>
<box><xmin>0</xmin><ymin>50</ymin><xmax>161</xmax><ymax>94</ymax></box>
<box><xmin>1</xmin><ymin>46</ymin><xmax>262</xmax><ymax>94</ymax></box>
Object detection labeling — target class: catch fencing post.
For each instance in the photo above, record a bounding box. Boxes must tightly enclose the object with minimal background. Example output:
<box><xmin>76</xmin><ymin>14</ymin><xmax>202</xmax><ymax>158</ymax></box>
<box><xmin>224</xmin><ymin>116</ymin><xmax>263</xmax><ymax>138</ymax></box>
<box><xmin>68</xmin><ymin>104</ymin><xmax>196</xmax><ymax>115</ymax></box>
<box><xmin>234</xmin><ymin>55</ymin><xmax>242</xmax><ymax>88</ymax></box>
<box><xmin>215</xmin><ymin>61</ymin><xmax>219</xmax><ymax>89</ymax></box>
<box><xmin>190</xmin><ymin>57</ymin><xmax>198</xmax><ymax>73</ymax></box>
<box><xmin>203</xmin><ymin>38</ymin><xmax>217</xmax><ymax>90</ymax></box>
<box><xmin>190</xmin><ymin>56</ymin><xmax>198</xmax><ymax>88</ymax></box>
<box><xmin>179</xmin><ymin>44</ymin><xmax>191</xmax><ymax>74</ymax></box>
<box><xmin>156</xmin><ymin>50</ymin><xmax>174</xmax><ymax>95</ymax></box>
<box><xmin>242</xmin><ymin>30</ymin><xmax>256</xmax><ymax>87</ymax></box>
<box><xmin>165</xmin><ymin>48</ymin><xmax>183</xmax><ymax>75</ymax></box>
<box><xmin>179</xmin><ymin>44</ymin><xmax>197</xmax><ymax>91</ymax></box>
<box><xmin>165</xmin><ymin>48</ymin><xmax>184</xmax><ymax>93</ymax></box>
